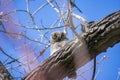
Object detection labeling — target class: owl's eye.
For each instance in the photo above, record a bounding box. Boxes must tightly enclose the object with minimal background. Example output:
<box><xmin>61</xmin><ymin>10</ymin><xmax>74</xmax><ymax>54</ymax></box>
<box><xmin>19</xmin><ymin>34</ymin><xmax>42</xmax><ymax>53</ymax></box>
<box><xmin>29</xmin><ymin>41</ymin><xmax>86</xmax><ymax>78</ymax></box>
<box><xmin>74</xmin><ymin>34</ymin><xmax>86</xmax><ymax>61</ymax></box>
<box><xmin>52</xmin><ymin>33</ymin><xmax>57</xmax><ymax>39</ymax></box>
<box><xmin>61</xmin><ymin>32</ymin><xmax>65</xmax><ymax>38</ymax></box>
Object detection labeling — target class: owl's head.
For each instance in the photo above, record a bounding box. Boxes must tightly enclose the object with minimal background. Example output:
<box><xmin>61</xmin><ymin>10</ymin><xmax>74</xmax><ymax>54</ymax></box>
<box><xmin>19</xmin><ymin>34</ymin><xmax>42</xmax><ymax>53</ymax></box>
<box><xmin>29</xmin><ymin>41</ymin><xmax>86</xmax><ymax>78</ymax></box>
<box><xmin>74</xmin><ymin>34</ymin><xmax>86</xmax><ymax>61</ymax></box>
<box><xmin>50</xmin><ymin>31</ymin><xmax>67</xmax><ymax>43</ymax></box>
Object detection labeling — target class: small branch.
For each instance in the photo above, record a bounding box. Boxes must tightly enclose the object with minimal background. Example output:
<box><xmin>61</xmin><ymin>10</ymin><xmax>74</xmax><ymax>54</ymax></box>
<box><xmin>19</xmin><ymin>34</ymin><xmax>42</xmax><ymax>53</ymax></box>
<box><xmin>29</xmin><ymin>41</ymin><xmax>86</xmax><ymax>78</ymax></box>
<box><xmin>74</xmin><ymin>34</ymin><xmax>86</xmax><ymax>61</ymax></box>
<box><xmin>0</xmin><ymin>30</ymin><xmax>46</xmax><ymax>45</ymax></box>
<box><xmin>21</xmin><ymin>25</ymin><xmax>64</xmax><ymax>30</ymax></box>
<box><xmin>72</xmin><ymin>13</ymin><xmax>87</xmax><ymax>23</ymax></box>
<box><xmin>68</xmin><ymin>0</ymin><xmax>83</xmax><ymax>42</ymax></box>
<box><xmin>47</xmin><ymin>0</ymin><xmax>60</xmax><ymax>14</ymax></box>
<box><xmin>0</xmin><ymin>47</ymin><xmax>21</xmax><ymax>64</ymax></box>
<box><xmin>30</xmin><ymin>44</ymin><xmax>50</xmax><ymax>64</ymax></box>
<box><xmin>47</xmin><ymin>0</ymin><xmax>68</xmax><ymax>34</ymax></box>
<box><xmin>32</xmin><ymin>0</ymin><xmax>54</xmax><ymax>16</ymax></box>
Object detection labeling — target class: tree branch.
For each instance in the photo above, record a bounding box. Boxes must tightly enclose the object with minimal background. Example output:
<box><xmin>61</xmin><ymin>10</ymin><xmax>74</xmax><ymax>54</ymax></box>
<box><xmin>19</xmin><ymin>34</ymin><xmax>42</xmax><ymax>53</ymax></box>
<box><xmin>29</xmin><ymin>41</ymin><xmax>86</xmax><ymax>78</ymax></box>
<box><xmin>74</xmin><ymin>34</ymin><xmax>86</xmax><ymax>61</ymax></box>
<box><xmin>23</xmin><ymin>10</ymin><xmax>120</xmax><ymax>80</ymax></box>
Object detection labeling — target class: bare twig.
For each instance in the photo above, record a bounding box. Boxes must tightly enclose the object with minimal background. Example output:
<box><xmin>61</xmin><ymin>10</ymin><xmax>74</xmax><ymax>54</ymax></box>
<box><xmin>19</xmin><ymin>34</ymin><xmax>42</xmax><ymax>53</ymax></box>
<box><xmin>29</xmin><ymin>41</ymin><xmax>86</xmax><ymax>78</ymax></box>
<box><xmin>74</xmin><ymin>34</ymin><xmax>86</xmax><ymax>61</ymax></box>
<box><xmin>78</xmin><ymin>55</ymin><xmax>109</xmax><ymax>77</ymax></box>
<box><xmin>67</xmin><ymin>0</ymin><xmax>80</xmax><ymax>39</ymax></box>
<box><xmin>0</xmin><ymin>47</ymin><xmax>21</xmax><ymax>64</ymax></box>
<box><xmin>32</xmin><ymin>0</ymin><xmax>54</xmax><ymax>16</ymax></box>
<box><xmin>0</xmin><ymin>30</ymin><xmax>46</xmax><ymax>45</ymax></box>
<box><xmin>21</xmin><ymin>25</ymin><xmax>64</xmax><ymax>30</ymax></box>
<box><xmin>47</xmin><ymin>0</ymin><xmax>68</xmax><ymax>34</ymax></box>
<box><xmin>29</xmin><ymin>44</ymin><xmax>50</xmax><ymax>64</ymax></box>
<box><xmin>72</xmin><ymin>13</ymin><xmax>87</xmax><ymax>23</ymax></box>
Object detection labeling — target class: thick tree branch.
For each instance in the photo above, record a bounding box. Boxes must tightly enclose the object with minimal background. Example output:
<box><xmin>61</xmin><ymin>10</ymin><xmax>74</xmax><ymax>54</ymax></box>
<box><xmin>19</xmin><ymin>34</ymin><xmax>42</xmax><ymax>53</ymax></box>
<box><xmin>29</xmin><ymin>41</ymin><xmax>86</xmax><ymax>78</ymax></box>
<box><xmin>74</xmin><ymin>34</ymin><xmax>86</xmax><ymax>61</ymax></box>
<box><xmin>23</xmin><ymin>10</ymin><xmax>120</xmax><ymax>80</ymax></box>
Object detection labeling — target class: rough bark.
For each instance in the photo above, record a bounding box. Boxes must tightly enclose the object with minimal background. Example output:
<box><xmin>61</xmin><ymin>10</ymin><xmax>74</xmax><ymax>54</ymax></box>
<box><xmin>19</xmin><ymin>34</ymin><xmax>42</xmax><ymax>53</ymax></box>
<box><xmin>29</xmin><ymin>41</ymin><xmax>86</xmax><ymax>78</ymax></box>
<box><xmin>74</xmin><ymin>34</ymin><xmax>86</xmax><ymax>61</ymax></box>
<box><xmin>23</xmin><ymin>10</ymin><xmax>120</xmax><ymax>80</ymax></box>
<box><xmin>0</xmin><ymin>62</ymin><xmax>13</xmax><ymax>80</ymax></box>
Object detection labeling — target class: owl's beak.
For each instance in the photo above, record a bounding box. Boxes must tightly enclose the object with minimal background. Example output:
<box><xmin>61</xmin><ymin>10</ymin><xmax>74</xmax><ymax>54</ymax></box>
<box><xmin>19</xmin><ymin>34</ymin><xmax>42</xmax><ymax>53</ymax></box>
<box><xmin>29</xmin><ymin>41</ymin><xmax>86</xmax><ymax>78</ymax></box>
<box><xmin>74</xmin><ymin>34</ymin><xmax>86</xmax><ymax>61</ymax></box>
<box><xmin>57</xmin><ymin>35</ymin><xmax>61</xmax><ymax>41</ymax></box>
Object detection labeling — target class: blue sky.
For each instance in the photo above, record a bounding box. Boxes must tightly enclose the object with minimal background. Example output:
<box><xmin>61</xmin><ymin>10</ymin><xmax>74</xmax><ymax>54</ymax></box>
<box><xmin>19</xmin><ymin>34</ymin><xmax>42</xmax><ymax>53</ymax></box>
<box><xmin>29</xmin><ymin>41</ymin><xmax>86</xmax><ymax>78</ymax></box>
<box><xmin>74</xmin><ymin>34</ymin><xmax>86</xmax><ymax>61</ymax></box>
<box><xmin>0</xmin><ymin>0</ymin><xmax>120</xmax><ymax>80</ymax></box>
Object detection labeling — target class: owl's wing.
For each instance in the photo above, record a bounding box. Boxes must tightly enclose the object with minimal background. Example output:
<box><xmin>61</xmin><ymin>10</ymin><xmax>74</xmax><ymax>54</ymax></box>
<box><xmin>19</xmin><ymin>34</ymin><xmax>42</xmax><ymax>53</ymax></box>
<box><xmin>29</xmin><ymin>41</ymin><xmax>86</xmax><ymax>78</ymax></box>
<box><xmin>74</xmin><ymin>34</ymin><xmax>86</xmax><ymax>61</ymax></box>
<box><xmin>50</xmin><ymin>39</ymin><xmax>69</xmax><ymax>55</ymax></box>
<box><xmin>61</xmin><ymin>39</ymin><xmax>70</xmax><ymax>47</ymax></box>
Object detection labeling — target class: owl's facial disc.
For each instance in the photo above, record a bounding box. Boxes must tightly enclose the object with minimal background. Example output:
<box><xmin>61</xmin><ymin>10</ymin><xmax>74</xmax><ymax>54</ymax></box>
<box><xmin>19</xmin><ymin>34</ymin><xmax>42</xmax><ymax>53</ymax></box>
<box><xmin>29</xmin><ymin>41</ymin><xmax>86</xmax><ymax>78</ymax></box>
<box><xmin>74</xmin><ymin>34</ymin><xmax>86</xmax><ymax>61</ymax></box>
<box><xmin>51</xmin><ymin>31</ymin><xmax>66</xmax><ymax>42</ymax></box>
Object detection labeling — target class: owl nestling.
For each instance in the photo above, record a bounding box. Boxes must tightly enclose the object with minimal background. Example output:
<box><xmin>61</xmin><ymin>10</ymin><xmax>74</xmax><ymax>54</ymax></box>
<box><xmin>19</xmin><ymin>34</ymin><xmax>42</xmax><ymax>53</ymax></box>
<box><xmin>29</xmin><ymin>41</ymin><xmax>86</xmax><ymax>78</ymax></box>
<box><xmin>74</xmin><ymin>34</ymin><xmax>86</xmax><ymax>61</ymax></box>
<box><xmin>50</xmin><ymin>31</ymin><xmax>69</xmax><ymax>55</ymax></box>
<box><xmin>50</xmin><ymin>31</ymin><xmax>77</xmax><ymax>79</ymax></box>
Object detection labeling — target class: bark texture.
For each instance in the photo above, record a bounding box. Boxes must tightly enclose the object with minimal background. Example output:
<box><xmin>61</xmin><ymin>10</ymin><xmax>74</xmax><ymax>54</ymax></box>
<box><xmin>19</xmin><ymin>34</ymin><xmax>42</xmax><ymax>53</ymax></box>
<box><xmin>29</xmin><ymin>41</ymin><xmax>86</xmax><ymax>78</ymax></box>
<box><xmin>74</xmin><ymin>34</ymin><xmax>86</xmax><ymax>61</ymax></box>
<box><xmin>23</xmin><ymin>10</ymin><xmax>120</xmax><ymax>80</ymax></box>
<box><xmin>0</xmin><ymin>62</ymin><xmax>13</xmax><ymax>80</ymax></box>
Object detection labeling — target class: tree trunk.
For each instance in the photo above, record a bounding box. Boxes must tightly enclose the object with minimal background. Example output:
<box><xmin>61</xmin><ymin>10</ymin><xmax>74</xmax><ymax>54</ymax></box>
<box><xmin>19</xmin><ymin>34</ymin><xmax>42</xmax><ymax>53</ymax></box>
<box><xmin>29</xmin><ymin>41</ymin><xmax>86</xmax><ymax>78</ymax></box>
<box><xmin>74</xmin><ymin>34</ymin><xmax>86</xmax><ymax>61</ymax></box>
<box><xmin>0</xmin><ymin>62</ymin><xmax>13</xmax><ymax>80</ymax></box>
<box><xmin>23</xmin><ymin>10</ymin><xmax>120</xmax><ymax>80</ymax></box>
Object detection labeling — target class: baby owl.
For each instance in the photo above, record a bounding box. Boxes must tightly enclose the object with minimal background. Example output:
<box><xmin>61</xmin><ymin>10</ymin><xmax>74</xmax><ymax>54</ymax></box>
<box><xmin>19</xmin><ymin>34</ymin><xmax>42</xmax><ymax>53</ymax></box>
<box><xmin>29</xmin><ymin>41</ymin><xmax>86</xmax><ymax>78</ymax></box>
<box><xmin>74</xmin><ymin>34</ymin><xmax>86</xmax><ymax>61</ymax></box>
<box><xmin>50</xmin><ymin>31</ymin><xmax>77</xmax><ymax>79</ymax></box>
<box><xmin>50</xmin><ymin>31</ymin><xmax>69</xmax><ymax>55</ymax></box>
